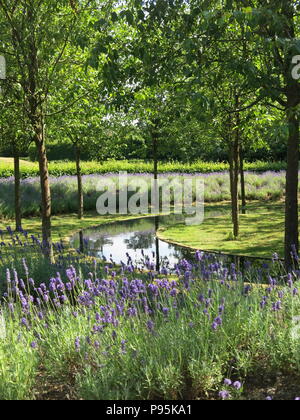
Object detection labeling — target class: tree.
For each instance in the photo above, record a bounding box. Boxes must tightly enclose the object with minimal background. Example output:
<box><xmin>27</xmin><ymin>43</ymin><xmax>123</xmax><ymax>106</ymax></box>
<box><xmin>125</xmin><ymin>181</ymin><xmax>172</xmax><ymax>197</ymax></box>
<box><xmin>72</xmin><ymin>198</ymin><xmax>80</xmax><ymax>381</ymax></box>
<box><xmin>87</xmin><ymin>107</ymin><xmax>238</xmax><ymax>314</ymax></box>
<box><xmin>0</xmin><ymin>63</ymin><xmax>32</xmax><ymax>230</ymax></box>
<box><xmin>48</xmin><ymin>58</ymin><xmax>103</xmax><ymax>220</ymax></box>
<box><xmin>227</xmin><ymin>0</ymin><xmax>300</xmax><ymax>266</ymax></box>
<box><xmin>0</xmin><ymin>102</ymin><xmax>31</xmax><ymax>231</ymax></box>
<box><xmin>0</xmin><ymin>0</ymin><xmax>90</xmax><ymax>258</ymax></box>
<box><xmin>89</xmin><ymin>0</ymin><xmax>191</xmax><ymax>179</ymax></box>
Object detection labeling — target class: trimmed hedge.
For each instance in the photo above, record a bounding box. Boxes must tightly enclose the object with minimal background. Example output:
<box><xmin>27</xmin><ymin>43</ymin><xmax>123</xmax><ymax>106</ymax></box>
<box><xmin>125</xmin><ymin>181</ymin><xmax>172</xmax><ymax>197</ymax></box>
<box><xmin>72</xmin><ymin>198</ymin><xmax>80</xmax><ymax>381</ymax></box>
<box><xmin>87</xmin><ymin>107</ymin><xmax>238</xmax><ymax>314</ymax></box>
<box><xmin>0</xmin><ymin>159</ymin><xmax>287</xmax><ymax>179</ymax></box>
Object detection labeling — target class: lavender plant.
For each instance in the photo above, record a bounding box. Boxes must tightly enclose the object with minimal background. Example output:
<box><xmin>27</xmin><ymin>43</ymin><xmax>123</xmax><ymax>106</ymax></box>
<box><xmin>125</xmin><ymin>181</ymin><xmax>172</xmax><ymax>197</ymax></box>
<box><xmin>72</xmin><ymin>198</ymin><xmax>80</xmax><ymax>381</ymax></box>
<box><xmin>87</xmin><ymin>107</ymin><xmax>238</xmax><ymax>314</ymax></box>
<box><xmin>0</xmin><ymin>228</ymin><xmax>299</xmax><ymax>400</ymax></box>
<box><xmin>0</xmin><ymin>170</ymin><xmax>290</xmax><ymax>218</ymax></box>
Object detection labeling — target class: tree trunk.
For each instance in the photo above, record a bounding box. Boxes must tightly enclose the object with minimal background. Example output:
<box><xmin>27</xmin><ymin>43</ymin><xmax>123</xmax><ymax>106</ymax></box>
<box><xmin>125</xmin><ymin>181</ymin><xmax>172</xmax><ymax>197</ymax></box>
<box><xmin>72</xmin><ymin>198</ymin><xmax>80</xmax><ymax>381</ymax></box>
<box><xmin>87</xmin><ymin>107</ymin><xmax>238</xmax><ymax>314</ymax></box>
<box><xmin>232</xmin><ymin>97</ymin><xmax>240</xmax><ymax>237</ymax></box>
<box><xmin>35</xmin><ymin>126</ymin><xmax>53</xmax><ymax>261</ymax></box>
<box><xmin>155</xmin><ymin>216</ymin><xmax>160</xmax><ymax>271</ymax></box>
<box><xmin>240</xmin><ymin>145</ymin><xmax>246</xmax><ymax>215</ymax></box>
<box><xmin>280</xmin><ymin>1</ymin><xmax>300</xmax><ymax>268</ymax></box>
<box><xmin>25</xmin><ymin>5</ymin><xmax>53</xmax><ymax>260</ymax></box>
<box><xmin>284</xmin><ymin>107</ymin><xmax>299</xmax><ymax>268</ymax></box>
<box><xmin>13</xmin><ymin>149</ymin><xmax>22</xmax><ymax>231</ymax></box>
<box><xmin>229</xmin><ymin>142</ymin><xmax>239</xmax><ymax>238</ymax></box>
<box><xmin>152</xmin><ymin>132</ymin><xmax>158</xmax><ymax>181</ymax></box>
<box><xmin>75</xmin><ymin>145</ymin><xmax>84</xmax><ymax>219</ymax></box>
<box><xmin>151</xmin><ymin>120</ymin><xmax>159</xmax><ymax>213</ymax></box>
<box><xmin>228</xmin><ymin>99</ymin><xmax>240</xmax><ymax>239</ymax></box>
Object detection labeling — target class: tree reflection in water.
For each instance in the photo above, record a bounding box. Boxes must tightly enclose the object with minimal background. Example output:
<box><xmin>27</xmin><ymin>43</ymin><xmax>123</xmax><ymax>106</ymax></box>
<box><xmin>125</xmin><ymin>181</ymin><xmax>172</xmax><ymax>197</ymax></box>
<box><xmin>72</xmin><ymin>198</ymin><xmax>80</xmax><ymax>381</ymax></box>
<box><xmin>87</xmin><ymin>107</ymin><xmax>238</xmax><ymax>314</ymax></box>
<box><xmin>71</xmin><ymin>216</ymin><xmax>274</xmax><ymax>275</ymax></box>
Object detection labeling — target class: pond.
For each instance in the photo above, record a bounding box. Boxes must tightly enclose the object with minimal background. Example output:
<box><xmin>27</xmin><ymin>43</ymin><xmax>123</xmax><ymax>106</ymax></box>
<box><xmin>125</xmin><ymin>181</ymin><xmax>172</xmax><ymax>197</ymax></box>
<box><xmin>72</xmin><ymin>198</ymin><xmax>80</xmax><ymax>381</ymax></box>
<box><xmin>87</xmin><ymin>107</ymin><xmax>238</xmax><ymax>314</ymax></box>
<box><xmin>70</xmin><ymin>214</ymin><xmax>276</xmax><ymax>272</ymax></box>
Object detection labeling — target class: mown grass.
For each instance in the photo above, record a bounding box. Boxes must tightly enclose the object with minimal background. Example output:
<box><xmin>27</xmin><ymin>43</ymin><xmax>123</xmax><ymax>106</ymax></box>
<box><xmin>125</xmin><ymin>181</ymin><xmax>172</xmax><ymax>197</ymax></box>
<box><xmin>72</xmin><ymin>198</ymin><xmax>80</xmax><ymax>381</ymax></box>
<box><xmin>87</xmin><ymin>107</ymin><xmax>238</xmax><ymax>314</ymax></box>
<box><xmin>158</xmin><ymin>202</ymin><xmax>286</xmax><ymax>258</ymax></box>
<box><xmin>0</xmin><ymin>212</ymin><xmax>148</xmax><ymax>243</ymax></box>
<box><xmin>0</xmin><ymin>157</ymin><xmax>35</xmax><ymax>167</ymax></box>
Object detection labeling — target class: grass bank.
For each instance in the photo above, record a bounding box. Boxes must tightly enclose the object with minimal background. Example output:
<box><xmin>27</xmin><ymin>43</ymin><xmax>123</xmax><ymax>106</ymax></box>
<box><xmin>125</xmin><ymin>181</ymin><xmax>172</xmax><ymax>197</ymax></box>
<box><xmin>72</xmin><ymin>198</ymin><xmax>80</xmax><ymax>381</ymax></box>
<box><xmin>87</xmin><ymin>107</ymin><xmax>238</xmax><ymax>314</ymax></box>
<box><xmin>158</xmin><ymin>202</ymin><xmax>286</xmax><ymax>259</ymax></box>
<box><xmin>0</xmin><ymin>212</ymin><xmax>148</xmax><ymax>243</ymax></box>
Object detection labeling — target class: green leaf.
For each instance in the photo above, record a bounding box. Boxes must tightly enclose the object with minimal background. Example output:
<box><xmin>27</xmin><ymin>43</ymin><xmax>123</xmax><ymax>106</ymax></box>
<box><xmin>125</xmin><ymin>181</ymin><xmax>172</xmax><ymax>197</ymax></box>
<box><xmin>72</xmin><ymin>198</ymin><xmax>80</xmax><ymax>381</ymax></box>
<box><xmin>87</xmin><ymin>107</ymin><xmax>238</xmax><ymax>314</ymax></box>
<box><xmin>125</xmin><ymin>11</ymin><xmax>134</xmax><ymax>25</ymax></box>
<box><xmin>111</xmin><ymin>12</ymin><xmax>118</xmax><ymax>22</ymax></box>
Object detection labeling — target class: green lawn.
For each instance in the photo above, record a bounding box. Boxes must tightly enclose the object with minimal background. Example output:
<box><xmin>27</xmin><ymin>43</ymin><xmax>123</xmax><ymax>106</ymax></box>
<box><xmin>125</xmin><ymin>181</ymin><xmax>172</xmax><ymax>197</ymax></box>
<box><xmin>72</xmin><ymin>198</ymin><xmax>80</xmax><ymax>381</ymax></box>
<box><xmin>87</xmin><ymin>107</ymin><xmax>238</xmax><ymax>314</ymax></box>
<box><xmin>0</xmin><ymin>157</ymin><xmax>35</xmax><ymax>167</ymax></box>
<box><xmin>0</xmin><ymin>212</ymin><xmax>150</xmax><ymax>243</ymax></box>
<box><xmin>158</xmin><ymin>202</ymin><xmax>286</xmax><ymax>258</ymax></box>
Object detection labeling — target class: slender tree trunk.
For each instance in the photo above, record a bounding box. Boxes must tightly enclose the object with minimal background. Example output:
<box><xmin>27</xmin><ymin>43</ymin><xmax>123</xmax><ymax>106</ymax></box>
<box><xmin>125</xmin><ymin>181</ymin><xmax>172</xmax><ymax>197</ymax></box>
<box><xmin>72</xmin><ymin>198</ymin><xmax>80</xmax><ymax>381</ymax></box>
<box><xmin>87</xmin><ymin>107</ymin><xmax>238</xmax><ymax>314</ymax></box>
<box><xmin>229</xmin><ymin>142</ymin><xmax>239</xmax><ymax>238</ymax></box>
<box><xmin>75</xmin><ymin>145</ymin><xmax>84</xmax><ymax>219</ymax></box>
<box><xmin>13</xmin><ymin>148</ymin><xmax>22</xmax><ymax>231</ymax></box>
<box><xmin>35</xmin><ymin>123</ymin><xmax>53</xmax><ymax>261</ymax></box>
<box><xmin>152</xmin><ymin>132</ymin><xmax>158</xmax><ymax>181</ymax></box>
<box><xmin>151</xmin><ymin>120</ymin><xmax>159</xmax><ymax>213</ymax></box>
<box><xmin>284</xmin><ymin>107</ymin><xmax>299</xmax><ymax>268</ymax></box>
<box><xmin>25</xmin><ymin>5</ymin><xmax>53</xmax><ymax>260</ymax></box>
<box><xmin>155</xmin><ymin>216</ymin><xmax>160</xmax><ymax>271</ymax></box>
<box><xmin>240</xmin><ymin>145</ymin><xmax>246</xmax><ymax>215</ymax></box>
<box><xmin>281</xmin><ymin>1</ymin><xmax>300</xmax><ymax>268</ymax></box>
<box><xmin>228</xmin><ymin>103</ymin><xmax>240</xmax><ymax>239</ymax></box>
<box><xmin>232</xmin><ymin>97</ymin><xmax>240</xmax><ymax>237</ymax></box>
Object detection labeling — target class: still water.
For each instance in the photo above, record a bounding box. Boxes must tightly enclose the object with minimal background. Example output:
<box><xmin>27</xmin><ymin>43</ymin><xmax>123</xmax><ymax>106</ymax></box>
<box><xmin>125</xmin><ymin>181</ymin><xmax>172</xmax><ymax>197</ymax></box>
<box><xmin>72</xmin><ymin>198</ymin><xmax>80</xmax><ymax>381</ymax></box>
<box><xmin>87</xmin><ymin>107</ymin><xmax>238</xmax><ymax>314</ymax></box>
<box><xmin>70</xmin><ymin>215</ymin><xmax>190</xmax><ymax>268</ymax></box>
<box><xmin>70</xmin><ymin>215</ymin><xmax>273</xmax><ymax>270</ymax></box>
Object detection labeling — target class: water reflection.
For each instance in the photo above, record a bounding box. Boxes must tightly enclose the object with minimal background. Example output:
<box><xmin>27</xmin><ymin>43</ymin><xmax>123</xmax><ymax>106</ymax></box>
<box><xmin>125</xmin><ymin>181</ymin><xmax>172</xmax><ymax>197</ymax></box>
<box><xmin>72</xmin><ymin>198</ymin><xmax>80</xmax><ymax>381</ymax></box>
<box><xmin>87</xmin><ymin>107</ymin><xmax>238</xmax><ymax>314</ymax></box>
<box><xmin>70</xmin><ymin>215</ymin><xmax>276</xmax><ymax>272</ymax></box>
<box><xmin>71</xmin><ymin>215</ymin><xmax>189</xmax><ymax>269</ymax></box>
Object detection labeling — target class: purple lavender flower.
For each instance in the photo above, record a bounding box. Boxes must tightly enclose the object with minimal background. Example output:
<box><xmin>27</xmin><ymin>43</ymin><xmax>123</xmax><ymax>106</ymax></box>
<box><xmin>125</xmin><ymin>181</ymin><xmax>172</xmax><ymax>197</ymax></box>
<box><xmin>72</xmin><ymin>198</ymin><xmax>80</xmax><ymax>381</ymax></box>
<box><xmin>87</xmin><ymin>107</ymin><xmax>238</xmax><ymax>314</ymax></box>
<box><xmin>224</xmin><ymin>379</ymin><xmax>232</xmax><ymax>386</ymax></box>
<box><xmin>272</xmin><ymin>301</ymin><xmax>282</xmax><ymax>311</ymax></box>
<box><xmin>219</xmin><ymin>305</ymin><xmax>225</xmax><ymax>314</ymax></box>
<box><xmin>233</xmin><ymin>381</ymin><xmax>242</xmax><ymax>390</ymax></box>
<box><xmin>219</xmin><ymin>390</ymin><xmax>230</xmax><ymax>400</ymax></box>
<box><xmin>38</xmin><ymin>312</ymin><xmax>44</xmax><ymax>321</ymax></box>
<box><xmin>212</xmin><ymin>322</ymin><xmax>218</xmax><ymax>331</ymax></box>
<box><xmin>214</xmin><ymin>316</ymin><xmax>223</xmax><ymax>326</ymax></box>
<box><xmin>162</xmin><ymin>307</ymin><xmax>169</xmax><ymax>316</ymax></box>
<box><xmin>147</xmin><ymin>320</ymin><xmax>154</xmax><ymax>332</ymax></box>
<box><xmin>75</xmin><ymin>337</ymin><xmax>80</xmax><ymax>352</ymax></box>
<box><xmin>21</xmin><ymin>318</ymin><xmax>28</xmax><ymax>327</ymax></box>
<box><xmin>198</xmin><ymin>294</ymin><xmax>205</xmax><ymax>303</ymax></box>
